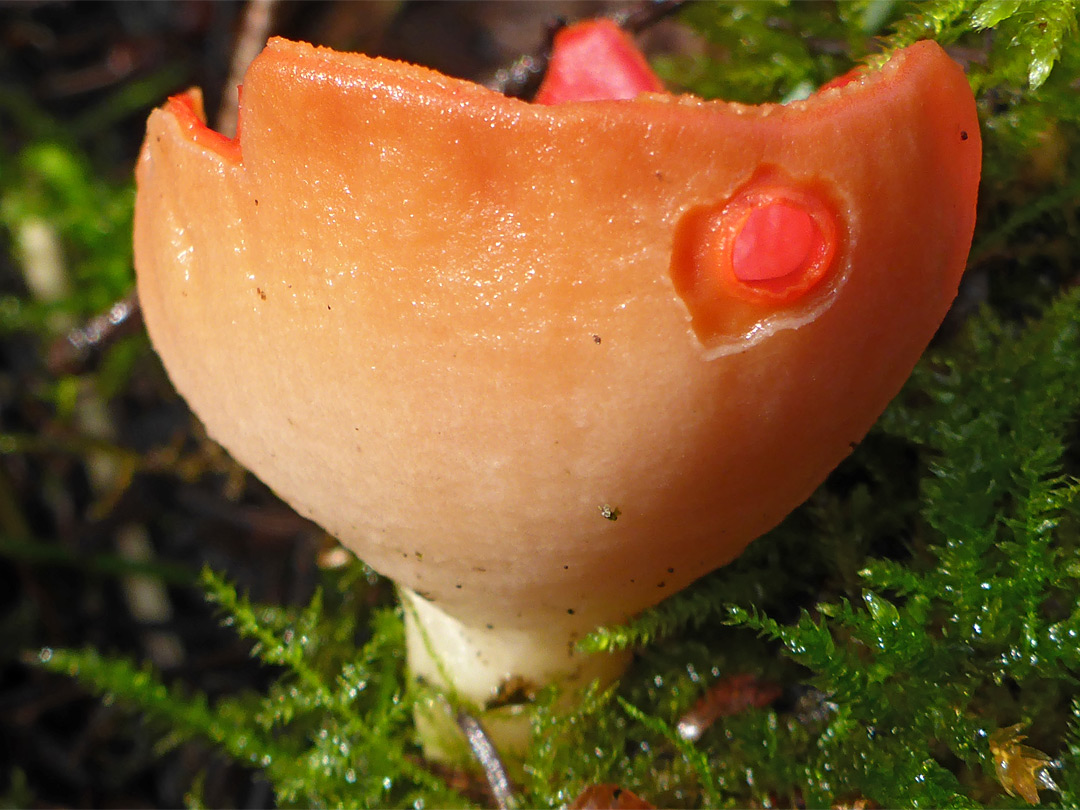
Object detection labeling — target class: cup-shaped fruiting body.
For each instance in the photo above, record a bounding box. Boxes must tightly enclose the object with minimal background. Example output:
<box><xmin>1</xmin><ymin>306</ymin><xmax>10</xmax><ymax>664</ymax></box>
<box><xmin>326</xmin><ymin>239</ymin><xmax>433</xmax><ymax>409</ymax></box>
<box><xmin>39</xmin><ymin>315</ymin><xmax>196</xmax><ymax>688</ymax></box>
<box><xmin>134</xmin><ymin>37</ymin><xmax>980</xmax><ymax>721</ymax></box>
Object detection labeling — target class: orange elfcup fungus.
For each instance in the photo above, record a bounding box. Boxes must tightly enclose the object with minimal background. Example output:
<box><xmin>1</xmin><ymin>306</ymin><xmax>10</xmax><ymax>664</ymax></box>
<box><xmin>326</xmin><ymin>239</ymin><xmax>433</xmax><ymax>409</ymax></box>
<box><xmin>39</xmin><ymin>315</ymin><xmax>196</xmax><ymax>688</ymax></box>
<box><xmin>134</xmin><ymin>23</ymin><xmax>980</xmax><ymax>752</ymax></box>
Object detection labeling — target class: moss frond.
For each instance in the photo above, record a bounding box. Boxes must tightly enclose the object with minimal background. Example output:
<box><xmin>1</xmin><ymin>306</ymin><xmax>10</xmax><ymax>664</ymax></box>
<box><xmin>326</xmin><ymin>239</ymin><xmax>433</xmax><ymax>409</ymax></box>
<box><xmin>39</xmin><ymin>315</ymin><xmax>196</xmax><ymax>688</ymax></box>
<box><xmin>41</xmin><ymin>566</ymin><xmax>468</xmax><ymax>809</ymax></box>
<box><xmin>970</xmin><ymin>0</ymin><xmax>1078</xmax><ymax>89</ymax></box>
<box><xmin>582</xmin><ymin>572</ymin><xmax>733</xmax><ymax>653</ymax></box>
<box><xmin>879</xmin><ymin>0</ymin><xmax>974</xmax><ymax>50</ymax></box>
<box><xmin>724</xmin><ymin>288</ymin><xmax>1080</xmax><ymax>805</ymax></box>
<box><xmin>38</xmin><ymin>647</ymin><xmax>293</xmax><ymax>768</ymax></box>
<box><xmin>654</xmin><ymin>2</ymin><xmax>856</xmax><ymax>104</ymax></box>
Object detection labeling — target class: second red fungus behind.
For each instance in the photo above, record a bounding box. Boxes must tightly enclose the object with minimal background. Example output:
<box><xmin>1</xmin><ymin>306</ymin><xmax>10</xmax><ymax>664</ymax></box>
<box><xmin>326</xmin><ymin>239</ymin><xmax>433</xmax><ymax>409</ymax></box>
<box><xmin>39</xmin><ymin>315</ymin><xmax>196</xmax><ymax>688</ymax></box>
<box><xmin>533</xmin><ymin>18</ymin><xmax>665</xmax><ymax>105</ymax></box>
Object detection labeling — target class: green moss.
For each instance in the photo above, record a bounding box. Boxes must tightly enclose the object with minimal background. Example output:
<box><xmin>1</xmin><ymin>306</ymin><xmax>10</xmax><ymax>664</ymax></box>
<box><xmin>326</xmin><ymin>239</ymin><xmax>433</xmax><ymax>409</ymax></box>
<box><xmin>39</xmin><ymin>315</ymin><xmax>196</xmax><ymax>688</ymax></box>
<box><xmin>40</xmin><ymin>568</ymin><xmax>468</xmax><ymax>809</ymax></box>
<box><xmin>653</xmin><ymin>1</ymin><xmax>857</xmax><ymax>105</ymax></box>
<box><xmin>0</xmin><ymin>142</ymin><xmax>135</xmax><ymax>330</ymax></box>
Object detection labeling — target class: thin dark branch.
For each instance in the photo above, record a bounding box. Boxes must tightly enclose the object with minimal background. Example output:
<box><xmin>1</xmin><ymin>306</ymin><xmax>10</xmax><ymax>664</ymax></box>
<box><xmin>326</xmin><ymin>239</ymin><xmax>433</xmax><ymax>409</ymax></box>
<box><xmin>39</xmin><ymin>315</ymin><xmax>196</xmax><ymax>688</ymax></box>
<box><xmin>217</xmin><ymin>0</ymin><xmax>279</xmax><ymax>136</ymax></box>
<box><xmin>616</xmin><ymin>0</ymin><xmax>694</xmax><ymax>34</ymax></box>
<box><xmin>47</xmin><ymin>293</ymin><xmax>141</xmax><ymax>375</ymax></box>
<box><xmin>484</xmin><ymin>17</ymin><xmax>563</xmax><ymax>99</ymax></box>
<box><xmin>456</xmin><ymin>710</ymin><xmax>516</xmax><ymax>810</ymax></box>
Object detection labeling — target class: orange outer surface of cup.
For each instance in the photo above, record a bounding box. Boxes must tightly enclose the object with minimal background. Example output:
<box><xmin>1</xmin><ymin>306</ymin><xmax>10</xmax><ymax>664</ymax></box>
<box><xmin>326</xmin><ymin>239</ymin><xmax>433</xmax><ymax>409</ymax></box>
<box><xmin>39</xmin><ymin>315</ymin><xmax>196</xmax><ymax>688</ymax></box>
<box><xmin>134</xmin><ymin>38</ymin><xmax>980</xmax><ymax>642</ymax></box>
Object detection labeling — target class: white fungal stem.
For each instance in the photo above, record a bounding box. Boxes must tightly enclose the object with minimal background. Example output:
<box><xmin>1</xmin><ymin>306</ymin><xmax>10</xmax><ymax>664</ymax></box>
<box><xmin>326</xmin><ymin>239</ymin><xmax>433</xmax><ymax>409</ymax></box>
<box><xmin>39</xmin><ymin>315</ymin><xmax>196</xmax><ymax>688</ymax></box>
<box><xmin>401</xmin><ymin>588</ymin><xmax>631</xmax><ymax>762</ymax></box>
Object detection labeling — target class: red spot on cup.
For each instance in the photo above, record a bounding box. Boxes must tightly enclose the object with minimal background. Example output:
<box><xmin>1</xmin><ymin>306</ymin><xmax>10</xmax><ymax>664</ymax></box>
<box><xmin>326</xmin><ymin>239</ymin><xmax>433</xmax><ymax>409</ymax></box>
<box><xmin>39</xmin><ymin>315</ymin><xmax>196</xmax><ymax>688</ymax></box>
<box><xmin>669</xmin><ymin>174</ymin><xmax>841</xmax><ymax>346</ymax></box>
<box><xmin>732</xmin><ymin>202</ymin><xmax>820</xmax><ymax>283</ymax></box>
